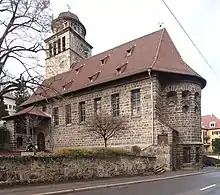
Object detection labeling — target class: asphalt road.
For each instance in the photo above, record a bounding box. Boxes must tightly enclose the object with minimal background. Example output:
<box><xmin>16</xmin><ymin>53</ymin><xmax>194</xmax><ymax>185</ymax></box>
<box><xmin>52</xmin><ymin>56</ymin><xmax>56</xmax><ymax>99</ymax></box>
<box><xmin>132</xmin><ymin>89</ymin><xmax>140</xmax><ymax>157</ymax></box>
<box><xmin>68</xmin><ymin>172</ymin><xmax>220</xmax><ymax>195</ymax></box>
<box><xmin>1</xmin><ymin>171</ymin><xmax>220</xmax><ymax>195</ymax></box>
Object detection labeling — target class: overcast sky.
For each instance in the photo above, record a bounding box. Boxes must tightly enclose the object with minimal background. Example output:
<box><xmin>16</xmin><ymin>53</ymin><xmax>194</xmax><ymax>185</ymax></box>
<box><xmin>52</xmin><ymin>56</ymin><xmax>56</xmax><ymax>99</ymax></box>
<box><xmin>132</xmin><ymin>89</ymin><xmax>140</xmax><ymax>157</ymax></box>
<box><xmin>9</xmin><ymin>0</ymin><xmax>220</xmax><ymax>117</ymax></box>
<box><xmin>51</xmin><ymin>0</ymin><xmax>220</xmax><ymax>117</ymax></box>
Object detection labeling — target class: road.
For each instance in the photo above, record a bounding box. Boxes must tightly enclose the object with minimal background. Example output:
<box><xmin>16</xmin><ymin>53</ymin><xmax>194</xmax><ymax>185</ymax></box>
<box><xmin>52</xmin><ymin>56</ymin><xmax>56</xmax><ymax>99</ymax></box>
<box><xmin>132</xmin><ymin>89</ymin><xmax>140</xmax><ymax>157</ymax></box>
<box><xmin>70</xmin><ymin>172</ymin><xmax>220</xmax><ymax>195</ymax></box>
<box><xmin>1</xmin><ymin>171</ymin><xmax>220</xmax><ymax>195</ymax></box>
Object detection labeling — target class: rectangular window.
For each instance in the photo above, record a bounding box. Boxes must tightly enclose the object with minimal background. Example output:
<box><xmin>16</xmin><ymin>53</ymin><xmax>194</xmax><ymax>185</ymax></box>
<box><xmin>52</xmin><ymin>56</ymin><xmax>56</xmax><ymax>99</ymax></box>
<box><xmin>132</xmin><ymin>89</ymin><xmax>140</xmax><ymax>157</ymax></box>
<box><xmin>53</xmin><ymin>107</ymin><xmax>59</xmax><ymax>126</ymax></box>
<box><xmin>196</xmin><ymin>147</ymin><xmax>200</xmax><ymax>163</ymax></box>
<box><xmin>65</xmin><ymin>104</ymin><xmax>71</xmax><ymax>124</ymax></box>
<box><xmin>62</xmin><ymin>36</ymin><xmax>66</xmax><ymax>51</ymax></box>
<box><xmin>111</xmin><ymin>93</ymin><xmax>119</xmax><ymax>117</ymax></box>
<box><xmin>13</xmin><ymin>105</ymin><xmax>16</xmax><ymax>110</ymax></box>
<box><xmin>94</xmin><ymin>98</ymin><xmax>101</xmax><ymax>114</ymax></box>
<box><xmin>79</xmin><ymin>101</ymin><xmax>86</xmax><ymax>122</ymax></box>
<box><xmin>158</xmin><ymin>134</ymin><xmax>168</xmax><ymax>145</ymax></box>
<box><xmin>183</xmin><ymin>147</ymin><xmax>191</xmax><ymax>163</ymax></box>
<box><xmin>131</xmin><ymin>89</ymin><xmax>140</xmax><ymax>115</ymax></box>
<box><xmin>49</xmin><ymin>43</ymin><xmax>53</xmax><ymax>57</ymax></box>
<box><xmin>53</xmin><ymin>41</ymin><xmax>57</xmax><ymax>55</ymax></box>
<box><xmin>58</xmin><ymin>39</ymin><xmax>61</xmax><ymax>53</ymax></box>
<box><xmin>9</xmin><ymin>105</ymin><xmax>12</xmax><ymax>109</ymax></box>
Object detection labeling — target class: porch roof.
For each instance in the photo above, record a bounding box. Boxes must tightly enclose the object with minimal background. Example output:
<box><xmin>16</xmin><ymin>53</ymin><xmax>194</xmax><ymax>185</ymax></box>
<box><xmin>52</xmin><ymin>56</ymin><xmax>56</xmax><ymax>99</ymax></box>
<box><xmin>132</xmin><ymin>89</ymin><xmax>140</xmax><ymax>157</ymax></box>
<box><xmin>3</xmin><ymin>106</ymin><xmax>51</xmax><ymax>120</ymax></box>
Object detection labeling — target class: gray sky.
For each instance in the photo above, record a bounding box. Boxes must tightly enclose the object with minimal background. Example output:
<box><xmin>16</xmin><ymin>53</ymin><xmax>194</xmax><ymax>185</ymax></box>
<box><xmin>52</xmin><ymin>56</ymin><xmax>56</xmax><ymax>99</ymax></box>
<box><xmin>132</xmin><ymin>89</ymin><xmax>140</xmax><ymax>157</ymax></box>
<box><xmin>10</xmin><ymin>0</ymin><xmax>220</xmax><ymax>117</ymax></box>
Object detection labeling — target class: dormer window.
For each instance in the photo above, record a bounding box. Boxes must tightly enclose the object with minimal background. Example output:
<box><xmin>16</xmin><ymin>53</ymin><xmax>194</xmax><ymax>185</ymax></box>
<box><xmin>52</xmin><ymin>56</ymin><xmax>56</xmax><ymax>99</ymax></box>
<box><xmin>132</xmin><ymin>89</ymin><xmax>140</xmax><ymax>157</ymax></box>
<box><xmin>116</xmin><ymin>62</ymin><xmax>128</xmax><ymax>74</ymax></box>
<box><xmin>100</xmin><ymin>55</ymin><xmax>109</xmax><ymax>65</ymax></box>
<box><xmin>210</xmin><ymin>121</ymin><xmax>215</xmax><ymax>128</ymax></box>
<box><xmin>126</xmin><ymin>45</ymin><xmax>135</xmax><ymax>57</ymax></box>
<box><xmin>62</xmin><ymin>80</ymin><xmax>74</xmax><ymax>91</ymax></box>
<box><xmin>88</xmin><ymin>71</ymin><xmax>101</xmax><ymax>82</ymax></box>
<box><xmin>75</xmin><ymin>64</ymin><xmax>85</xmax><ymax>74</ymax></box>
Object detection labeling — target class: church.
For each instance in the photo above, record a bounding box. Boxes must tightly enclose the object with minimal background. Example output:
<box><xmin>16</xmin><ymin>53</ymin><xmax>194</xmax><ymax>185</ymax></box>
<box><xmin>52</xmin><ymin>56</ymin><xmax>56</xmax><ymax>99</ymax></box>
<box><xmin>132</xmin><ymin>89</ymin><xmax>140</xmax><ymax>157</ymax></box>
<box><xmin>4</xmin><ymin>11</ymin><xmax>206</xmax><ymax>170</ymax></box>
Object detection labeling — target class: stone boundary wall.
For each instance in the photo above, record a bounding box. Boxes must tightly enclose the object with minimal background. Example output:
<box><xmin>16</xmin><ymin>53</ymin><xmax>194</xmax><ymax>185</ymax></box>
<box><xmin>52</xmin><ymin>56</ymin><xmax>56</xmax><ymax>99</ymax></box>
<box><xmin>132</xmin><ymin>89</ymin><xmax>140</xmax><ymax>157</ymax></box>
<box><xmin>142</xmin><ymin>145</ymin><xmax>171</xmax><ymax>170</ymax></box>
<box><xmin>0</xmin><ymin>155</ymin><xmax>156</xmax><ymax>185</ymax></box>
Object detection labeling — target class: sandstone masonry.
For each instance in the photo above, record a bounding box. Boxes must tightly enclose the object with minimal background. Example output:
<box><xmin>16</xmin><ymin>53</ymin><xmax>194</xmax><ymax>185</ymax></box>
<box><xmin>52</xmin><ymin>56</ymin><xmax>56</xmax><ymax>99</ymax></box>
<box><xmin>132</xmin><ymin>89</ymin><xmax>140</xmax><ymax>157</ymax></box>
<box><xmin>0</xmin><ymin>155</ymin><xmax>155</xmax><ymax>185</ymax></box>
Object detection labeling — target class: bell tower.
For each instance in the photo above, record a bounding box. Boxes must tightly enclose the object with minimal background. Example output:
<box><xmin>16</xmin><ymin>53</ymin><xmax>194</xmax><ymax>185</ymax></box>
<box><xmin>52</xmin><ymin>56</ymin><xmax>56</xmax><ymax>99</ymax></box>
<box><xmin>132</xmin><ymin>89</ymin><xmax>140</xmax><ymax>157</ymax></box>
<box><xmin>45</xmin><ymin>11</ymin><xmax>93</xmax><ymax>78</ymax></box>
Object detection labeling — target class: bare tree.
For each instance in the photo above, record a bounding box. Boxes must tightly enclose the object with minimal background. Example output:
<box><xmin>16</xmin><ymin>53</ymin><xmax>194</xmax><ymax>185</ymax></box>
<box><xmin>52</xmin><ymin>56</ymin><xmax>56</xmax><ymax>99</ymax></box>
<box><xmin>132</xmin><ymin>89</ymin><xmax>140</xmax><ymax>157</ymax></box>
<box><xmin>86</xmin><ymin>113</ymin><xmax>127</xmax><ymax>148</ymax></box>
<box><xmin>0</xmin><ymin>0</ymin><xmax>52</xmax><ymax>99</ymax></box>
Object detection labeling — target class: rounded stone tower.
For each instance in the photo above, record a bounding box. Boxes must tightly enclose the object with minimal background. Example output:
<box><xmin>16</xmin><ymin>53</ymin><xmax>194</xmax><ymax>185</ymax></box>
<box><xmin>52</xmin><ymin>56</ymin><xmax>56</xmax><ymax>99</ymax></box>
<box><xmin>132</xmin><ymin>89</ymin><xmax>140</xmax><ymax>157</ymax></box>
<box><xmin>45</xmin><ymin>11</ymin><xmax>93</xmax><ymax>79</ymax></box>
<box><xmin>51</xmin><ymin>11</ymin><xmax>86</xmax><ymax>38</ymax></box>
<box><xmin>161</xmin><ymin>74</ymin><xmax>203</xmax><ymax>168</ymax></box>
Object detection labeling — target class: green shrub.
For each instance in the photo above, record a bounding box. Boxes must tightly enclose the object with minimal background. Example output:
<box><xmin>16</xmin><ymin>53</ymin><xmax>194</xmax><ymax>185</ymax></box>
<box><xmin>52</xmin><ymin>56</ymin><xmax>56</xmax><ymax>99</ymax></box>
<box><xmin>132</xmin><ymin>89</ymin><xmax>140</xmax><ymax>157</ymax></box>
<box><xmin>53</xmin><ymin>147</ymin><xmax>132</xmax><ymax>157</ymax></box>
<box><xmin>131</xmin><ymin>145</ymin><xmax>141</xmax><ymax>155</ymax></box>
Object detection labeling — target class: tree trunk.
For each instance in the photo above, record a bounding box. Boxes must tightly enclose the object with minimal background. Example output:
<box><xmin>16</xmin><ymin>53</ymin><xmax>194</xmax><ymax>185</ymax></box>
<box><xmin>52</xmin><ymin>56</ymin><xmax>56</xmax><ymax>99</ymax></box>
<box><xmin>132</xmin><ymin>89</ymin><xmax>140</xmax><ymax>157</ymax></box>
<box><xmin>104</xmin><ymin>138</ymin><xmax>107</xmax><ymax>148</ymax></box>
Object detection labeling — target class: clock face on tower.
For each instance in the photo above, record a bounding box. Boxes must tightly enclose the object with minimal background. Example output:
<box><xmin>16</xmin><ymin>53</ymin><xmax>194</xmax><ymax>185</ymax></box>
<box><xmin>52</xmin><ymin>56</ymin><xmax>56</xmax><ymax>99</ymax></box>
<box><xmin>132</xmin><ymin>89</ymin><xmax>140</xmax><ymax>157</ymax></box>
<box><xmin>57</xmin><ymin>55</ymin><xmax>66</xmax><ymax>68</ymax></box>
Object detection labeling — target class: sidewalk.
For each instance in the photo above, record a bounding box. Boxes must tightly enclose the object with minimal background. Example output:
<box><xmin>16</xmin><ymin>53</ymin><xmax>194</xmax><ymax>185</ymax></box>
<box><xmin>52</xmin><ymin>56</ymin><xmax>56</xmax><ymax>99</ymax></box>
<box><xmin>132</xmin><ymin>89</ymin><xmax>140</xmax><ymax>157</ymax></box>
<box><xmin>0</xmin><ymin>167</ymin><xmax>218</xmax><ymax>195</ymax></box>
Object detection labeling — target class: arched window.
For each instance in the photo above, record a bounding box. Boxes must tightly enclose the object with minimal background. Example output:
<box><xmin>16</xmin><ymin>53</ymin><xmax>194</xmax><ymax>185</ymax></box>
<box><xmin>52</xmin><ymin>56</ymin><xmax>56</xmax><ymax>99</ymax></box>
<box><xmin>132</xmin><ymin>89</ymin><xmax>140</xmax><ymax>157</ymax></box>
<box><xmin>195</xmin><ymin>92</ymin><xmax>200</xmax><ymax>101</ymax></box>
<box><xmin>167</xmin><ymin>91</ymin><xmax>177</xmax><ymax>105</ymax></box>
<box><xmin>182</xmin><ymin>105</ymin><xmax>189</xmax><ymax>113</ymax></box>
<box><xmin>195</xmin><ymin>106</ymin><xmax>199</xmax><ymax>113</ymax></box>
<box><xmin>182</xmin><ymin>90</ymin><xmax>190</xmax><ymax>99</ymax></box>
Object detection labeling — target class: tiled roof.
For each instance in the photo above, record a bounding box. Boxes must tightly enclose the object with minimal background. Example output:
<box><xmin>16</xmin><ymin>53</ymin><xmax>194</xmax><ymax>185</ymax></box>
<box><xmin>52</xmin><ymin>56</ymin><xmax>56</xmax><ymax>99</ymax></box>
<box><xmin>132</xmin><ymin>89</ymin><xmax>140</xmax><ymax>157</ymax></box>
<box><xmin>3</xmin><ymin>106</ymin><xmax>50</xmax><ymax>119</ymax></box>
<box><xmin>202</xmin><ymin>114</ymin><xmax>220</xmax><ymax>129</ymax></box>
<box><xmin>22</xmin><ymin>28</ymin><xmax>206</xmax><ymax>106</ymax></box>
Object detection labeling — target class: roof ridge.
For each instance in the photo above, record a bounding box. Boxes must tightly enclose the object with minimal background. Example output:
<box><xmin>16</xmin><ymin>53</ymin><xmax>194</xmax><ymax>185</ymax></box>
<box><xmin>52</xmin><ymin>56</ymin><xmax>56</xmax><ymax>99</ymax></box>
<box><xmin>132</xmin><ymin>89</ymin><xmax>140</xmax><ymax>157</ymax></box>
<box><xmin>150</xmin><ymin>28</ymin><xmax>165</xmax><ymax>69</ymax></box>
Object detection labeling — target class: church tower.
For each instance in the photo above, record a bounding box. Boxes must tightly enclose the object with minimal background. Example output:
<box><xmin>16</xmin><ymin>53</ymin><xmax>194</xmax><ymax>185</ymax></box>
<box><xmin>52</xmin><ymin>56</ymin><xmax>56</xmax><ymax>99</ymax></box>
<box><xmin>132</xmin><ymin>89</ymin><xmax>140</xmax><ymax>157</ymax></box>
<box><xmin>45</xmin><ymin>11</ymin><xmax>93</xmax><ymax>78</ymax></box>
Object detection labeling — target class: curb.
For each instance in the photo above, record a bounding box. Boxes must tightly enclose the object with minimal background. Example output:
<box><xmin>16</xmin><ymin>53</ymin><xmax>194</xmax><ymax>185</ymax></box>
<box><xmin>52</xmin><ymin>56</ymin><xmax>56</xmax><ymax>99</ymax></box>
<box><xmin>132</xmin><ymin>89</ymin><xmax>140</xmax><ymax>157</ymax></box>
<box><xmin>32</xmin><ymin>170</ymin><xmax>219</xmax><ymax>195</ymax></box>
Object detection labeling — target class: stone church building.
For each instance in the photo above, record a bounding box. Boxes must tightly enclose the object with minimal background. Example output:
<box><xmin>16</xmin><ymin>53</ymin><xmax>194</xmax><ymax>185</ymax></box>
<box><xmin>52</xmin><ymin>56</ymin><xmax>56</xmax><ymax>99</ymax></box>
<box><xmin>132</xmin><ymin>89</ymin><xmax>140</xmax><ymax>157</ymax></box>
<box><xmin>5</xmin><ymin>11</ymin><xmax>206</xmax><ymax>170</ymax></box>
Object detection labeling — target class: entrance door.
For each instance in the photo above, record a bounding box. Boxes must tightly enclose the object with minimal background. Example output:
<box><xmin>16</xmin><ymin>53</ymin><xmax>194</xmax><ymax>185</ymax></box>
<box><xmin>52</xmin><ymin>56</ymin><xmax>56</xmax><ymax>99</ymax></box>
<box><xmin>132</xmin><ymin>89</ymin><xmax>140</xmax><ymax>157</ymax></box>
<box><xmin>37</xmin><ymin>132</ymin><xmax>45</xmax><ymax>151</ymax></box>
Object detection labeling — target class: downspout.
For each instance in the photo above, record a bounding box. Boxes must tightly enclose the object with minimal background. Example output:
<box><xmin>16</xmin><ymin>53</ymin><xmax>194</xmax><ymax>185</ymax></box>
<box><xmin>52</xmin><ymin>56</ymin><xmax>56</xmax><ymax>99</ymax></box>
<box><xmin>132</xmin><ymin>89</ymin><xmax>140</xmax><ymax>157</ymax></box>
<box><xmin>142</xmin><ymin>28</ymin><xmax>165</xmax><ymax>151</ymax></box>
<box><xmin>148</xmin><ymin>28</ymin><xmax>165</xmax><ymax>146</ymax></box>
<box><xmin>148</xmin><ymin>68</ymin><xmax>154</xmax><ymax>145</ymax></box>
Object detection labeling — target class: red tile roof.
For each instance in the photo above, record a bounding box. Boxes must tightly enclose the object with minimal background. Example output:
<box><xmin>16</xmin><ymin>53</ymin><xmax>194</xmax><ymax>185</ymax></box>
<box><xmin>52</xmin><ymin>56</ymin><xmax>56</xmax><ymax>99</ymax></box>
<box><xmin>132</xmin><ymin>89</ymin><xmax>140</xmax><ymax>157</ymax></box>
<box><xmin>202</xmin><ymin>114</ymin><xmax>220</xmax><ymax>129</ymax></box>
<box><xmin>3</xmin><ymin>106</ymin><xmax>50</xmax><ymax>119</ymax></box>
<box><xmin>22</xmin><ymin>28</ymin><xmax>206</xmax><ymax>106</ymax></box>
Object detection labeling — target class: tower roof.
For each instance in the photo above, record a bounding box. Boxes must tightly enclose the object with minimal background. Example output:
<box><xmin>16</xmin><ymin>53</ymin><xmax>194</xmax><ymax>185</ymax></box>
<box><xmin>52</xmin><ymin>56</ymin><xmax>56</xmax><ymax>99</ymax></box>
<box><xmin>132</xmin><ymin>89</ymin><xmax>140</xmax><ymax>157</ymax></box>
<box><xmin>22</xmin><ymin>28</ymin><xmax>206</xmax><ymax>106</ymax></box>
<box><xmin>58</xmin><ymin>11</ymin><xmax>79</xmax><ymax>21</ymax></box>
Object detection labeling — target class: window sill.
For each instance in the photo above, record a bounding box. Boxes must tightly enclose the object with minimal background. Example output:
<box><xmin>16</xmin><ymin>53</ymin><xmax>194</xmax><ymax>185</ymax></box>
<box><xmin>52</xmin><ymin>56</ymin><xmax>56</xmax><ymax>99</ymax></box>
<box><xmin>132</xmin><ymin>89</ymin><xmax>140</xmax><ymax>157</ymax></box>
<box><xmin>131</xmin><ymin>114</ymin><xmax>141</xmax><ymax>119</ymax></box>
<box><xmin>79</xmin><ymin>121</ymin><xmax>86</xmax><ymax>125</ymax></box>
<box><xmin>66</xmin><ymin>123</ymin><xmax>72</xmax><ymax>127</ymax></box>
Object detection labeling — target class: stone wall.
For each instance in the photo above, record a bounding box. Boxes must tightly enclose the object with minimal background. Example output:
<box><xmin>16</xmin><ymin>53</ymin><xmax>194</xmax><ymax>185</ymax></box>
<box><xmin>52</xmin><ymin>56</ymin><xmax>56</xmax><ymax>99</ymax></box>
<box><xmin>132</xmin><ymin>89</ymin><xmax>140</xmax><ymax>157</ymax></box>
<box><xmin>161</xmin><ymin>81</ymin><xmax>202</xmax><ymax>143</ymax></box>
<box><xmin>142</xmin><ymin>145</ymin><xmax>171</xmax><ymax>171</ymax></box>
<box><xmin>0</xmin><ymin>155</ymin><xmax>155</xmax><ymax>185</ymax></box>
<box><xmin>38</xmin><ymin>76</ymin><xmax>155</xmax><ymax>150</ymax></box>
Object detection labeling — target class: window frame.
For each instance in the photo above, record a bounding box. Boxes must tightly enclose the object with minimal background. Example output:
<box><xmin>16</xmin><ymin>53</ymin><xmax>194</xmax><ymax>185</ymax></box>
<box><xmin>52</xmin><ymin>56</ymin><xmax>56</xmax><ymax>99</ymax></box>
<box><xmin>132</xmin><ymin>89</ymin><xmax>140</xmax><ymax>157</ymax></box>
<box><xmin>111</xmin><ymin>93</ymin><xmax>120</xmax><ymax>117</ymax></box>
<box><xmin>65</xmin><ymin>104</ymin><xmax>72</xmax><ymax>125</ymax></box>
<box><xmin>49</xmin><ymin>43</ymin><xmax>53</xmax><ymax>57</ymax></box>
<box><xmin>62</xmin><ymin>36</ymin><xmax>66</xmax><ymax>51</ymax></box>
<box><xmin>58</xmin><ymin>39</ymin><xmax>61</xmax><ymax>53</ymax></box>
<box><xmin>94</xmin><ymin>97</ymin><xmax>102</xmax><ymax>114</ymax></box>
<box><xmin>53</xmin><ymin>41</ymin><xmax>57</xmax><ymax>55</ymax></box>
<box><xmin>79</xmin><ymin>101</ymin><xmax>86</xmax><ymax>122</ymax></box>
<box><xmin>131</xmin><ymin>89</ymin><xmax>140</xmax><ymax>115</ymax></box>
<box><xmin>53</xmin><ymin>107</ymin><xmax>59</xmax><ymax>126</ymax></box>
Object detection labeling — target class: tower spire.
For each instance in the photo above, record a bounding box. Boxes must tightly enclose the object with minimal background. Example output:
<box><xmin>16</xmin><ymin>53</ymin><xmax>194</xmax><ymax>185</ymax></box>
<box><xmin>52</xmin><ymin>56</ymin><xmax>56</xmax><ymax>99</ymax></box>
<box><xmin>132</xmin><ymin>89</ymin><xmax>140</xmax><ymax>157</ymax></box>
<box><xmin>66</xmin><ymin>4</ymin><xmax>71</xmax><ymax>12</ymax></box>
